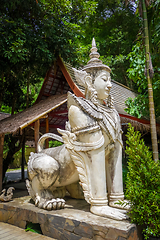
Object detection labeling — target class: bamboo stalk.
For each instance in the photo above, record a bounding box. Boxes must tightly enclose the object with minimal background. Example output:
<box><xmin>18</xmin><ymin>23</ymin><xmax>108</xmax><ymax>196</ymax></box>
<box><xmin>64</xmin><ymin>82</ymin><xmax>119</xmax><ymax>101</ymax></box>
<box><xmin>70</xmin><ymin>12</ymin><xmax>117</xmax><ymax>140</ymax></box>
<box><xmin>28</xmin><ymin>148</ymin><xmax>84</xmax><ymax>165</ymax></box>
<box><xmin>142</xmin><ymin>0</ymin><xmax>159</xmax><ymax>161</ymax></box>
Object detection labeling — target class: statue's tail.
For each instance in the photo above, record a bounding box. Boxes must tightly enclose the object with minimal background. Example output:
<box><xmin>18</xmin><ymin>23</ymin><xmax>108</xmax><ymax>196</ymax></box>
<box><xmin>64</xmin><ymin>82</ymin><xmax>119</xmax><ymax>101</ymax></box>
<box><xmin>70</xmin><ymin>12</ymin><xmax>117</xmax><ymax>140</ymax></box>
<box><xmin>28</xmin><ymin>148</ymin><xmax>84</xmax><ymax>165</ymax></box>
<box><xmin>37</xmin><ymin>133</ymin><xmax>63</xmax><ymax>152</ymax></box>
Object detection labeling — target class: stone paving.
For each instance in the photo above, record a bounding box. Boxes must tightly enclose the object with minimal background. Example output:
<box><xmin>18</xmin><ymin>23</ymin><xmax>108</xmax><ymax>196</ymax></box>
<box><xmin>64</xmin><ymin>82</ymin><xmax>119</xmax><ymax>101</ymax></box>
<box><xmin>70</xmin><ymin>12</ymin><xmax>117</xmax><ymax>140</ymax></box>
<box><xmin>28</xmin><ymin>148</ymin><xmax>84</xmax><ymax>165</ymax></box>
<box><xmin>0</xmin><ymin>222</ymin><xmax>55</xmax><ymax>239</ymax></box>
<box><xmin>5</xmin><ymin>169</ymin><xmax>28</xmax><ymax>183</ymax></box>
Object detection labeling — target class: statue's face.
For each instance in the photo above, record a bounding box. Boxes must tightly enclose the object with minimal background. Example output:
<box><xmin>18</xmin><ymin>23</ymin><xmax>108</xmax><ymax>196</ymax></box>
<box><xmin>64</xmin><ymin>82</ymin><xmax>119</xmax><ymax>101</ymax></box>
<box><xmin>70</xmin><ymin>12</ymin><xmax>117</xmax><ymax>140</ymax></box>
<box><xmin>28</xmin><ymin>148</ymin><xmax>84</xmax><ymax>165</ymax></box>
<box><xmin>93</xmin><ymin>70</ymin><xmax>112</xmax><ymax>100</ymax></box>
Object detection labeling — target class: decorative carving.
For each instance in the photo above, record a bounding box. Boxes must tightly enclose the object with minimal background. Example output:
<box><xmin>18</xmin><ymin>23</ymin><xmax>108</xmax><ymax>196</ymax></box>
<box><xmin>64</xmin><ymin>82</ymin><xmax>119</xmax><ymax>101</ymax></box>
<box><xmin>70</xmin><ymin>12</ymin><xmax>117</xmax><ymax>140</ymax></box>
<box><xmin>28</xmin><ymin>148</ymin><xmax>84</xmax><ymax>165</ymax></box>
<box><xmin>27</xmin><ymin>38</ymin><xmax>129</xmax><ymax>220</ymax></box>
<box><xmin>0</xmin><ymin>187</ymin><xmax>15</xmax><ymax>202</ymax></box>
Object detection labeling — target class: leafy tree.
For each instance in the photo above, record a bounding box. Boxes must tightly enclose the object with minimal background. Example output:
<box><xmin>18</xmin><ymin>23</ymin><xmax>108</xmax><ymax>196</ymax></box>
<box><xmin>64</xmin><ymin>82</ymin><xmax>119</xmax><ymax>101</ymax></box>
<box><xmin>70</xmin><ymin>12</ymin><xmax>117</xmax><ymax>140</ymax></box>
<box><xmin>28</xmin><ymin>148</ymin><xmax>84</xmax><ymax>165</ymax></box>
<box><xmin>3</xmin><ymin>134</ymin><xmax>24</xmax><ymax>179</ymax></box>
<box><xmin>0</xmin><ymin>0</ymin><xmax>96</xmax><ymax>177</ymax></box>
<box><xmin>1</xmin><ymin>1</ymin><xmax>54</xmax><ymax>111</ymax></box>
<box><xmin>75</xmin><ymin>1</ymin><xmax>140</xmax><ymax>89</ymax></box>
<box><xmin>0</xmin><ymin>0</ymin><xmax>96</xmax><ymax>113</ymax></box>
<box><xmin>126</xmin><ymin>37</ymin><xmax>160</xmax><ymax>118</ymax></box>
<box><xmin>125</xmin><ymin>0</ymin><xmax>160</xmax><ymax>160</ymax></box>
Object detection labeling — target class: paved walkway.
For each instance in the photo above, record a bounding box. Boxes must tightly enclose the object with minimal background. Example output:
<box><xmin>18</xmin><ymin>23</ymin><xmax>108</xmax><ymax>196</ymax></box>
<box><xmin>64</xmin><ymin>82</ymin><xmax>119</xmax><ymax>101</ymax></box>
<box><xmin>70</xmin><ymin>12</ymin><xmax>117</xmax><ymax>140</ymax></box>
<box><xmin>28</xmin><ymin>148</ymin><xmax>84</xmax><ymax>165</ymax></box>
<box><xmin>0</xmin><ymin>222</ymin><xmax>55</xmax><ymax>239</ymax></box>
<box><xmin>5</xmin><ymin>169</ymin><xmax>28</xmax><ymax>182</ymax></box>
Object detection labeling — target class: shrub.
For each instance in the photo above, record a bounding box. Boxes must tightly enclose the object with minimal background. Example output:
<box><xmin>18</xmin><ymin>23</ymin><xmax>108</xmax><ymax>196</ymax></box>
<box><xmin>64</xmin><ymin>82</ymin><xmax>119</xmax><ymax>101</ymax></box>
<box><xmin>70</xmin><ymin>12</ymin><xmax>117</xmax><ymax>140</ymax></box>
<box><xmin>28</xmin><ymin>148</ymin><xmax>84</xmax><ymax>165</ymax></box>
<box><xmin>49</xmin><ymin>140</ymin><xmax>63</xmax><ymax>148</ymax></box>
<box><xmin>25</xmin><ymin>222</ymin><xmax>42</xmax><ymax>234</ymax></box>
<box><xmin>125</xmin><ymin>123</ymin><xmax>160</xmax><ymax>239</ymax></box>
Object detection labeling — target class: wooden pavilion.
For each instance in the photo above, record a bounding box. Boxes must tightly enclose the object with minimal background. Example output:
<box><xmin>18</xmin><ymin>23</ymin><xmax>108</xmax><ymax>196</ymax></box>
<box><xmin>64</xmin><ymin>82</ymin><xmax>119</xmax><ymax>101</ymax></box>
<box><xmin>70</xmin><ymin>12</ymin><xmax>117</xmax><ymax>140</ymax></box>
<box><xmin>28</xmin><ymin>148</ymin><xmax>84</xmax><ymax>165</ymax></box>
<box><xmin>0</xmin><ymin>56</ymin><xmax>159</xmax><ymax>191</ymax></box>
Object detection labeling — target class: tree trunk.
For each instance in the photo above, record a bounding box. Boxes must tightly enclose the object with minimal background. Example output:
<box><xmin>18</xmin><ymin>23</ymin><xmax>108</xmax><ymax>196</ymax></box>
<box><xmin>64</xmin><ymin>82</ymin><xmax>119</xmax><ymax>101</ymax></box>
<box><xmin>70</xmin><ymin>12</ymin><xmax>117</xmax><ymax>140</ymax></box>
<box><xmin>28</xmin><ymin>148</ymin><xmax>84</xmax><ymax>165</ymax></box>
<box><xmin>142</xmin><ymin>0</ymin><xmax>159</xmax><ymax>161</ymax></box>
<box><xmin>3</xmin><ymin>135</ymin><xmax>24</xmax><ymax>180</ymax></box>
<box><xmin>0</xmin><ymin>135</ymin><xmax>5</xmax><ymax>191</ymax></box>
<box><xmin>26</xmin><ymin>71</ymin><xmax>32</xmax><ymax>109</ymax></box>
<box><xmin>21</xmin><ymin>129</ymin><xmax>25</xmax><ymax>180</ymax></box>
<box><xmin>11</xmin><ymin>91</ymin><xmax>17</xmax><ymax>115</ymax></box>
<box><xmin>0</xmin><ymin>73</ymin><xmax>4</xmax><ymax>111</ymax></box>
<box><xmin>26</xmin><ymin>78</ymin><xmax>30</xmax><ymax>109</ymax></box>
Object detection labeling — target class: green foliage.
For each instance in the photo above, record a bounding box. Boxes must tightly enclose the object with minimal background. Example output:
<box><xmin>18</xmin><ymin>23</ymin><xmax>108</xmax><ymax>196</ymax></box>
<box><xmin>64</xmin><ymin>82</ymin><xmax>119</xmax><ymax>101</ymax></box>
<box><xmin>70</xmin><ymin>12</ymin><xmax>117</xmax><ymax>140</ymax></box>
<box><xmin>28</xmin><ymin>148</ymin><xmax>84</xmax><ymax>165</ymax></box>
<box><xmin>125</xmin><ymin>95</ymin><xmax>149</xmax><ymax>118</ymax></box>
<box><xmin>126</xmin><ymin>1</ymin><xmax>160</xmax><ymax>118</ymax></box>
<box><xmin>127</xmin><ymin>41</ymin><xmax>146</xmax><ymax>92</ymax></box>
<box><xmin>10</xmin><ymin>150</ymin><xmax>22</xmax><ymax>169</ymax></box>
<box><xmin>77</xmin><ymin>1</ymin><xmax>140</xmax><ymax>87</ymax></box>
<box><xmin>125</xmin><ymin>123</ymin><xmax>160</xmax><ymax>239</ymax></box>
<box><xmin>122</xmin><ymin>163</ymin><xmax>128</xmax><ymax>193</ymax></box>
<box><xmin>125</xmin><ymin>41</ymin><xmax>150</xmax><ymax>118</ymax></box>
<box><xmin>0</xmin><ymin>0</ymin><xmax>97</xmax><ymax>113</ymax></box>
<box><xmin>49</xmin><ymin>140</ymin><xmax>63</xmax><ymax>148</ymax></box>
<box><xmin>25</xmin><ymin>222</ymin><xmax>42</xmax><ymax>234</ymax></box>
<box><xmin>3</xmin><ymin>134</ymin><xmax>23</xmax><ymax>168</ymax></box>
<box><xmin>126</xmin><ymin>39</ymin><xmax>160</xmax><ymax>118</ymax></box>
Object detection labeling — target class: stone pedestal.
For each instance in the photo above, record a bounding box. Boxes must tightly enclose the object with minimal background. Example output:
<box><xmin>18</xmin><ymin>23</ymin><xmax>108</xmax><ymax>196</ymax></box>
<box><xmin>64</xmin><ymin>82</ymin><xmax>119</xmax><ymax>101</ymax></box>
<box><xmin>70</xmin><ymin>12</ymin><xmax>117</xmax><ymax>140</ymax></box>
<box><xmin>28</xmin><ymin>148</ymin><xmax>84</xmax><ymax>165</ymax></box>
<box><xmin>0</xmin><ymin>191</ymin><xmax>140</xmax><ymax>240</ymax></box>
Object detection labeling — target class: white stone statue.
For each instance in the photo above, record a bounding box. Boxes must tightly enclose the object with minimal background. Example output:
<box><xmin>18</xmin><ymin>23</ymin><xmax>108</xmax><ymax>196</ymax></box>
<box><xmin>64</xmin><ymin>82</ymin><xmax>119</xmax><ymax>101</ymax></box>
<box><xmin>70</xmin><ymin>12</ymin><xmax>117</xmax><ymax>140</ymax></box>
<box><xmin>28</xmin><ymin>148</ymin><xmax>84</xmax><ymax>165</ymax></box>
<box><xmin>26</xmin><ymin>38</ymin><xmax>128</xmax><ymax>220</ymax></box>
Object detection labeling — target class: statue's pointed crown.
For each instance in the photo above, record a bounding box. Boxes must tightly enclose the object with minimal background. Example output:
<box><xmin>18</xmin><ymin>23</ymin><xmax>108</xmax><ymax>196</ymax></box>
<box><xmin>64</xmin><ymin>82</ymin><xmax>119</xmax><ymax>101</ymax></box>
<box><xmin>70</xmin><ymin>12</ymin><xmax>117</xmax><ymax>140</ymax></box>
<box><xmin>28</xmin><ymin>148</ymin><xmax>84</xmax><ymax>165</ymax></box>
<box><xmin>83</xmin><ymin>38</ymin><xmax>111</xmax><ymax>73</ymax></box>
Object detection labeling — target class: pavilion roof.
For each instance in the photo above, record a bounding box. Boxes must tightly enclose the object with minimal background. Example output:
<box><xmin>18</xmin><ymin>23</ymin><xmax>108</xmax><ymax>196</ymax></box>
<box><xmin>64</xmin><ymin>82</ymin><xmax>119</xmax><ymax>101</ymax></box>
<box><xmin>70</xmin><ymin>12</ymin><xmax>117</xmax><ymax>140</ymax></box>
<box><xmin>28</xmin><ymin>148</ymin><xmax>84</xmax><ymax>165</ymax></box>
<box><xmin>0</xmin><ymin>94</ymin><xmax>67</xmax><ymax>136</ymax></box>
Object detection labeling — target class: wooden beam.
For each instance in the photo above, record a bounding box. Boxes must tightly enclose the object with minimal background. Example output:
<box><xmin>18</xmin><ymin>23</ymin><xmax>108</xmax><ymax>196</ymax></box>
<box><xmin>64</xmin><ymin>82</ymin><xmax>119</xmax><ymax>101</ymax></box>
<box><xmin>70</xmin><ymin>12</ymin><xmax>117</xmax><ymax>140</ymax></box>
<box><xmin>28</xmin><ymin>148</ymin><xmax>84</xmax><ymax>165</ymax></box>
<box><xmin>34</xmin><ymin>120</ymin><xmax>40</xmax><ymax>153</ymax></box>
<box><xmin>45</xmin><ymin>117</ymin><xmax>49</xmax><ymax>149</ymax></box>
<box><xmin>57</xmin><ymin>56</ymin><xmax>85</xmax><ymax>98</ymax></box>
<box><xmin>21</xmin><ymin>130</ymin><xmax>25</xmax><ymax>180</ymax></box>
<box><xmin>39</xmin><ymin>114</ymin><xmax>48</xmax><ymax>120</ymax></box>
<box><xmin>0</xmin><ymin>134</ymin><xmax>5</xmax><ymax>191</ymax></box>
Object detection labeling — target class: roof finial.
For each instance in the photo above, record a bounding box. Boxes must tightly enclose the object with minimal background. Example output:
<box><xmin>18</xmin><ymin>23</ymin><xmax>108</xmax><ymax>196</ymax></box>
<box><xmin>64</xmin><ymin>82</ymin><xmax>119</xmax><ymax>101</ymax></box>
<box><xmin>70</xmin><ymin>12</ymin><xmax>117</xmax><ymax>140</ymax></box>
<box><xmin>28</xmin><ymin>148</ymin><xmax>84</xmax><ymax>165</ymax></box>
<box><xmin>83</xmin><ymin>38</ymin><xmax>111</xmax><ymax>73</ymax></box>
<box><xmin>89</xmin><ymin>38</ymin><xmax>100</xmax><ymax>60</ymax></box>
<box><xmin>92</xmin><ymin>38</ymin><xmax>96</xmax><ymax>48</ymax></box>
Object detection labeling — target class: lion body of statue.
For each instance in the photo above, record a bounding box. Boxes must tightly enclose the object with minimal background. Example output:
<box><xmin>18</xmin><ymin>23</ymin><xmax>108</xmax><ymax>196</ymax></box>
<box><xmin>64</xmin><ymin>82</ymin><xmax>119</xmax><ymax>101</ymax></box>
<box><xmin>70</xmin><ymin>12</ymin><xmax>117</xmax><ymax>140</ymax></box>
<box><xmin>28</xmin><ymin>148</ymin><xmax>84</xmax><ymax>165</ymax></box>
<box><xmin>26</xmin><ymin>39</ymin><xmax>128</xmax><ymax>220</ymax></box>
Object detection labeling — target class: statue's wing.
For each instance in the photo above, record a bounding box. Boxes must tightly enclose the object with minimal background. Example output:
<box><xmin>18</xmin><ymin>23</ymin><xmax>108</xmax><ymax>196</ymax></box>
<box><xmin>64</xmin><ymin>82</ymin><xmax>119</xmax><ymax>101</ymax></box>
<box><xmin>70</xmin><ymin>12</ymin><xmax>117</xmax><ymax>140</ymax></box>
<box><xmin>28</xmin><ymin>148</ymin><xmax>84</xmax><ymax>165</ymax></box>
<box><xmin>70</xmin><ymin>151</ymin><xmax>91</xmax><ymax>204</ymax></box>
<box><xmin>57</xmin><ymin>128</ymin><xmax>91</xmax><ymax>203</ymax></box>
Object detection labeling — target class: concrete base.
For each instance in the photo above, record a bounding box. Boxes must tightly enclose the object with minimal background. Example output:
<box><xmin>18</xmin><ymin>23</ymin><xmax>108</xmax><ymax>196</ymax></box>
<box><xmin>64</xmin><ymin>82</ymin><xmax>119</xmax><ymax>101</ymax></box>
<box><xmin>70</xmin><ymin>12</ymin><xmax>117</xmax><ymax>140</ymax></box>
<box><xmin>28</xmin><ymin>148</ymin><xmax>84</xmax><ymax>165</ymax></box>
<box><xmin>0</xmin><ymin>185</ymin><xmax>140</xmax><ymax>240</ymax></box>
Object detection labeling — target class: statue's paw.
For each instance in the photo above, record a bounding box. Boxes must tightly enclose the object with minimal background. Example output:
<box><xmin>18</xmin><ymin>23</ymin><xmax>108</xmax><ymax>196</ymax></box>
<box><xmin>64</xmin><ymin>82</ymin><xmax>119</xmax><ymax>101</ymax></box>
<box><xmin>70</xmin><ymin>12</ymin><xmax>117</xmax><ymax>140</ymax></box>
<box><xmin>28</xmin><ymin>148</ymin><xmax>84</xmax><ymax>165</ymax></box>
<box><xmin>35</xmin><ymin>194</ymin><xmax>41</xmax><ymax>206</ymax></box>
<box><xmin>90</xmin><ymin>205</ymin><xmax>129</xmax><ymax>221</ymax></box>
<box><xmin>43</xmin><ymin>198</ymin><xmax>65</xmax><ymax>210</ymax></box>
<box><xmin>109</xmin><ymin>200</ymin><xmax>130</xmax><ymax>210</ymax></box>
<box><xmin>34</xmin><ymin>195</ymin><xmax>65</xmax><ymax>210</ymax></box>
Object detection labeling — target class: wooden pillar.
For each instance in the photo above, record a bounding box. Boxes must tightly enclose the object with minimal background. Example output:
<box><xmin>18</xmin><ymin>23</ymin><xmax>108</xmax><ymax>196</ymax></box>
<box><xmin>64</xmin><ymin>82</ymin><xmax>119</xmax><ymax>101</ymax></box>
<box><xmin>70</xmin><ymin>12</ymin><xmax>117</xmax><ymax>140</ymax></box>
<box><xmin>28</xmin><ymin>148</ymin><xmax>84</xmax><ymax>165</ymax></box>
<box><xmin>34</xmin><ymin>119</ymin><xmax>40</xmax><ymax>153</ymax></box>
<box><xmin>0</xmin><ymin>134</ymin><xmax>5</xmax><ymax>191</ymax></box>
<box><xmin>21</xmin><ymin>129</ymin><xmax>25</xmax><ymax>180</ymax></box>
<box><xmin>45</xmin><ymin>116</ymin><xmax>49</xmax><ymax>149</ymax></box>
